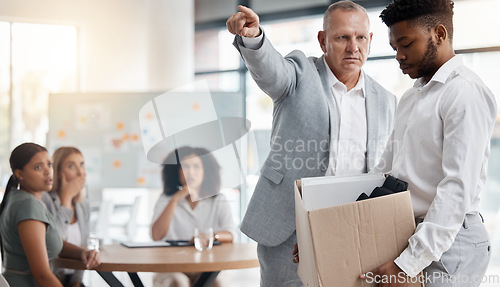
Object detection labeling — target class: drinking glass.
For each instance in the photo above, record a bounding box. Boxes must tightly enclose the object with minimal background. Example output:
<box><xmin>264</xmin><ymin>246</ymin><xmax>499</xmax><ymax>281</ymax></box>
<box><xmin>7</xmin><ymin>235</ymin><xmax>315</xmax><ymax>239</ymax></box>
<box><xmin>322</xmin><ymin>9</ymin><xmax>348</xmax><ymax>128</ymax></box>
<box><xmin>194</xmin><ymin>227</ymin><xmax>214</xmax><ymax>251</ymax></box>
<box><xmin>88</xmin><ymin>232</ymin><xmax>101</xmax><ymax>252</ymax></box>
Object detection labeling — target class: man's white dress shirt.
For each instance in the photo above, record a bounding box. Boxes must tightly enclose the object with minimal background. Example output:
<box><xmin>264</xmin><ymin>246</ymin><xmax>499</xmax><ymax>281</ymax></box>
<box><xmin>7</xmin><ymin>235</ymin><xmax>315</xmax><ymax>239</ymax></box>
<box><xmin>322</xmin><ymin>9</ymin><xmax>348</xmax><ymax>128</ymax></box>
<box><xmin>323</xmin><ymin>57</ymin><xmax>367</xmax><ymax>176</ymax></box>
<box><xmin>243</xmin><ymin>34</ymin><xmax>368</xmax><ymax>176</ymax></box>
<box><xmin>374</xmin><ymin>55</ymin><xmax>497</xmax><ymax>277</ymax></box>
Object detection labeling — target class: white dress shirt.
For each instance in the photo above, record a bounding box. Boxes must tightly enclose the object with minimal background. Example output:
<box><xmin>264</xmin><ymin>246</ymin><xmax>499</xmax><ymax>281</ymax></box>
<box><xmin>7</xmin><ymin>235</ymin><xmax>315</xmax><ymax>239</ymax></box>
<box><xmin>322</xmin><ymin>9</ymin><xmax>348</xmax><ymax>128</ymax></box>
<box><xmin>151</xmin><ymin>193</ymin><xmax>238</xmax><ymax>241</ymax></box>
<box><xmin>242</xmin><ymin>33</ymin><xmax>368</xmax><ymax>176</ymax></box>
<box><xmin>323</xmin><ymin>57</ymin><xmax>367</xmax><ymax>176</ymax></box>
<box><xmin>374</xmin><ymin>55</ymin><xmax>497</xmax><ymax>277</ymax></box>
<box><xmin>66</xmin><ymin>222</ymin><xmax>82</xmax><ymax>246</ymax></box>
<box><xmin>64</xmin><ymin>222</ymin><xmax>82</xmax><ymax>274</ymax></box>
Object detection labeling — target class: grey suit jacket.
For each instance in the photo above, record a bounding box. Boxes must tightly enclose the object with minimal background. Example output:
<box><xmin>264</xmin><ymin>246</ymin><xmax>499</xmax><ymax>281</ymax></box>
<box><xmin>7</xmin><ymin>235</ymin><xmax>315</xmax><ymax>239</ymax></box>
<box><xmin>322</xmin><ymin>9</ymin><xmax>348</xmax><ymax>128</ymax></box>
<box><xmin>235</xmin><ymin>34</ymin><xmax>397</xmax><ymax>247</ymax></box>
<box><xmin>42</xmin><ymin>191</ymin><xmax>90</xmax><ymax>284</ymax></box>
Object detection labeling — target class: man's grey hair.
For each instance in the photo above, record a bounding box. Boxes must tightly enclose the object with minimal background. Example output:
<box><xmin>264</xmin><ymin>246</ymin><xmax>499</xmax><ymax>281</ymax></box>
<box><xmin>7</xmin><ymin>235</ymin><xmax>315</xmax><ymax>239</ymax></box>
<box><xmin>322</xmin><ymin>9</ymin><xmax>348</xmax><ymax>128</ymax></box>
<box><xmin>323</xmin><ymin>1</ymin><xmax>368</xmax><ymax>30</ymax></box>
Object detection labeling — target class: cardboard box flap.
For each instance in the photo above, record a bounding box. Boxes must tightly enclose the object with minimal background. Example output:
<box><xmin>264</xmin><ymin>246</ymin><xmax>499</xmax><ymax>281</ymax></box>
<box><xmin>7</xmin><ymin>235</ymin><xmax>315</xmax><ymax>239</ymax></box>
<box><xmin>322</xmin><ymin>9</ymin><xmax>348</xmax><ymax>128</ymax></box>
<box><xmin>295</xmin><ymin>180</ymin><xmax>321</xmax><ymax>287</ymax></box>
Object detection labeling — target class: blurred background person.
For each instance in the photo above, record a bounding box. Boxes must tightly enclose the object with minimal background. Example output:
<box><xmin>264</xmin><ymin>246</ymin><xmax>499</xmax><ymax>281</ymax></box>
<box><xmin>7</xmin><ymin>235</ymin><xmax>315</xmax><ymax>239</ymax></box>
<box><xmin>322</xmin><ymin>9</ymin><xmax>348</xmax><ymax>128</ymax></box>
<box><xmin>42</xmin><ymin>147</ymin><xmax>90</xmax><ymax>287</ymax></box>
<box><xmin>151</xmin><ymin>146</ymin><xmax>237</xmax><ymax>287</ymax></box>
<box><xmin>0</xmin><ymin>143</ymin><xmax>99</xmax><ymax>287</ymax></box>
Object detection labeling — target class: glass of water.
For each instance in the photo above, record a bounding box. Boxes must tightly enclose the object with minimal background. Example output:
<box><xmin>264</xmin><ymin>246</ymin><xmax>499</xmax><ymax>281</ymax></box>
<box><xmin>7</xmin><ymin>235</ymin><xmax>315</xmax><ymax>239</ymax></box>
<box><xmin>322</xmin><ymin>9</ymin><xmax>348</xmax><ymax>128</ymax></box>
<box><xmin>87</xmin><ymin>232</ymin><xmax>101</xmax><ymax>252</ymax></box>
<box><xmin>194</xmin><ymin>227</ymin><xmax>214</xmax><ymax>251</ymax></box>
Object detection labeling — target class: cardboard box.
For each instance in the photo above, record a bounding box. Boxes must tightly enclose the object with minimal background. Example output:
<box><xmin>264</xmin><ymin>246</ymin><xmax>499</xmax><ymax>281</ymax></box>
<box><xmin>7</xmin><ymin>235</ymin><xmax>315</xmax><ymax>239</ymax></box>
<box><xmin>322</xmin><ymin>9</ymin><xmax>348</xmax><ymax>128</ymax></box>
<box><xmin>295</xmin><ymin>179</ymin><xmax>423</xmax><ymax>287</ymax></box>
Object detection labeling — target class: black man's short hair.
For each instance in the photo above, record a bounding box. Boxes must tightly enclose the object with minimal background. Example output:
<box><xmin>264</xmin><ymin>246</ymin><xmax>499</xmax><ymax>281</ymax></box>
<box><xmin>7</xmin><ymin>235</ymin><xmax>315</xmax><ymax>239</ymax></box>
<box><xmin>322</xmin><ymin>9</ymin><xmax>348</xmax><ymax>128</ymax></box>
<box><xmin>380</xmin><ymin>0</ymin><xmax>454</xmax><ymax>40</ymax></box>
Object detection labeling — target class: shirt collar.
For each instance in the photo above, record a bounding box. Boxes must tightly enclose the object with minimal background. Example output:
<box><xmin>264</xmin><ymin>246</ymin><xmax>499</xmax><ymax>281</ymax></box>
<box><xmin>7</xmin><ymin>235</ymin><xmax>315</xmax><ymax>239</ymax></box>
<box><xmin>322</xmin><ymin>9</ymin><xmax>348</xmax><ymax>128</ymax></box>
<box><xmin>323</xmin><ymin>57</ymin><xmax>365</xmax><ymax>97</ymax></box>
<box><xmin>414</xmin><ymin>55</ymin><xmax>463</xmax><ymax>88</ymax></box>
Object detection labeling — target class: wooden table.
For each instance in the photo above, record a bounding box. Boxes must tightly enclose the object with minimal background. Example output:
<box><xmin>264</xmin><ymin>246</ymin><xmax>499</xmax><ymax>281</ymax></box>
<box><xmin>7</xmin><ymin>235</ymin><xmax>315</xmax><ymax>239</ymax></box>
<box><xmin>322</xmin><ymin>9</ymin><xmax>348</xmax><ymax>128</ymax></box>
<box><xmin>54</xmin><ymin>243</ymin><xmax>259</xmax><ymax>287</ymax></box>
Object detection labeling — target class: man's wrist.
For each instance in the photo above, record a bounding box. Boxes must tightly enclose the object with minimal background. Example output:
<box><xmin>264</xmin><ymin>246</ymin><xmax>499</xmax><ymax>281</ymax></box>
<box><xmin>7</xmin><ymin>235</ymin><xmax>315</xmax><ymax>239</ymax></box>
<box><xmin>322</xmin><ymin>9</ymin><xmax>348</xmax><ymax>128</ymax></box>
<box><xmin>252</xmin><ymin>27</ymin><xmax>262</xmax><ymax>38</ymax></box>
<box><xmin>241</xmin><ymin>29</ymin><xmax>264</xmax><ymax>49</ymax></box>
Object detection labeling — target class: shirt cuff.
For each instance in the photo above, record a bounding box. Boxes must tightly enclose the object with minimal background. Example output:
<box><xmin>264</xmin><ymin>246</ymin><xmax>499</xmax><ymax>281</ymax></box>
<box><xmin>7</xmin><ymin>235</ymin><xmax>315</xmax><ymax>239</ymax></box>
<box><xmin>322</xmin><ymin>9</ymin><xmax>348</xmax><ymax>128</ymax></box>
<box><xmin>240</xmin><ymin>29</ymin><xmax>263</xmax><ymax>50</ymax></box>
<box><xmin>394</xmin><ymin>248</ymin><xmax>434</xmax><ymax>278</ymax></box>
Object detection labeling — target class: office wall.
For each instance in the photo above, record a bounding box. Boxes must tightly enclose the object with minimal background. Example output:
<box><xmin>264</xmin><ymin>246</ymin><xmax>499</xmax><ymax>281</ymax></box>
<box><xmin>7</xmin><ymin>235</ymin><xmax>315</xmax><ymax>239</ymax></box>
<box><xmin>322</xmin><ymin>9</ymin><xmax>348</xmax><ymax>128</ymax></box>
<box><xmin>47</xmin><ymin>91</ymin><xmax>244</xmax><ymax>197</ymax></box>
<box><xmin>251</xmin><ymin>0</ymin><xmax>329</xmax><ymax>14</ymax></box>
<box><xmin>195</xmin><ymin>0</ymin><xmax>236</xmax><ymax>25</ymax></box>
<box><xmin>0</xmin><ymin>0</ymin><xmax>194</xmax><ymax>92</ymax></box>
<box><xmin>194</xmin><ymin>0</ymin><xmax>393</xmax><ymax>25</ymax></box>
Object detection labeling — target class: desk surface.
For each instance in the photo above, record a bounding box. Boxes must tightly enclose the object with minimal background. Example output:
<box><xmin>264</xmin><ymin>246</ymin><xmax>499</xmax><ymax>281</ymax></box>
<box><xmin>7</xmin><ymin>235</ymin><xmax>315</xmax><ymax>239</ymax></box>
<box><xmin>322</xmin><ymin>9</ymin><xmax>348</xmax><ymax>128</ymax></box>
<box><xmin>54</xmin><ymin>243</ymin><xmax>259</xmax><ymax>273</ymax></box>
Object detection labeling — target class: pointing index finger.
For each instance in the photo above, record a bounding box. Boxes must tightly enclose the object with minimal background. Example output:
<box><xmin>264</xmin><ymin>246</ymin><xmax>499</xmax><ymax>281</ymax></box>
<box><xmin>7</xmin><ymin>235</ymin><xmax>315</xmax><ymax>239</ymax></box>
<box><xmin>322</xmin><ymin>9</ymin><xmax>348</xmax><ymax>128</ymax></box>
<box><xmin>237</xmin><ymin>5</ymin><xmax>257</xmax><ymax>20</ymax></box>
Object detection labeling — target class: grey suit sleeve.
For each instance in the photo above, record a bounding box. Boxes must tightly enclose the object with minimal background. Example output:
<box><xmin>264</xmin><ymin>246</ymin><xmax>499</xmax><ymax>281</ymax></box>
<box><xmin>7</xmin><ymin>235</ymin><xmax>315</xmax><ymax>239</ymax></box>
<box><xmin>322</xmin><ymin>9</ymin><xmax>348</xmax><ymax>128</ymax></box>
<box><xmin>233</xmin><ymin>33</ymin><xmax>311</xmax><ymax>104</ymax></box>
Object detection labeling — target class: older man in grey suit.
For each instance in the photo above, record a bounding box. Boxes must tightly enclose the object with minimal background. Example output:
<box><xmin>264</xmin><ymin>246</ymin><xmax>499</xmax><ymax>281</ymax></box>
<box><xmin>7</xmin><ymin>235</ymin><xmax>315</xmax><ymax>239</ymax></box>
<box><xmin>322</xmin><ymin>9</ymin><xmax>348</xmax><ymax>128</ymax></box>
<box><xmin>227</xmin><ymin>1</ymin><xmax>396</xmax><ymax>286</ymax></box>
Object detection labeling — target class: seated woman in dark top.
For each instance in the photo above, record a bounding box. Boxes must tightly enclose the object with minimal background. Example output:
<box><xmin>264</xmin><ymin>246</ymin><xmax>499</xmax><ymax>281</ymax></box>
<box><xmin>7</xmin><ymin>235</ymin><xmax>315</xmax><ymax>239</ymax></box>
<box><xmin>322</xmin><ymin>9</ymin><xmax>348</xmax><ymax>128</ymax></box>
<box><xmin>0</xmin><ymin>143</ymin><xmax>100</xmax><ymax>287</ymax></box>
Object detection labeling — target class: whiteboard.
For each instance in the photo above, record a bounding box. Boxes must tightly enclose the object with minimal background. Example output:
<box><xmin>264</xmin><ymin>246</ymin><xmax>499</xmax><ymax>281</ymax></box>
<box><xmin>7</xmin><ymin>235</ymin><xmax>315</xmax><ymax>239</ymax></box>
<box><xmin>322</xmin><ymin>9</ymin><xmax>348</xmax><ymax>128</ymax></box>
<box><xmin>48</xmin><ymin>91</ymin><xmax>244</xmax><ymax>197</ymax></box>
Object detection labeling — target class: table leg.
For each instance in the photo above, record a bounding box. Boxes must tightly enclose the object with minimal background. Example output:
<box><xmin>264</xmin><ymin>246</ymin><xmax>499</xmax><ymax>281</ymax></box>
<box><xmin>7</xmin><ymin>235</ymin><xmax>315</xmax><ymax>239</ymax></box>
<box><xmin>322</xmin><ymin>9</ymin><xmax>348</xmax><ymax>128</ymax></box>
<box><xmin>97</xmin><ymin>271</ymin><xmax>125</xmax><ymax>287</ymax></box>
<box><xmin>98</xmin><ymin>271</ymin><xmax>214</xmax><ymax>287</ymax></box>
<box><xmin>128</xmin><ymin>272</ymin><xmax>145</xmax><ymax>287</ymax></box>
<box><xmin>193</xmin><ymin>271</ymin><xmax>220</xmax><ymax>287</ymax></box>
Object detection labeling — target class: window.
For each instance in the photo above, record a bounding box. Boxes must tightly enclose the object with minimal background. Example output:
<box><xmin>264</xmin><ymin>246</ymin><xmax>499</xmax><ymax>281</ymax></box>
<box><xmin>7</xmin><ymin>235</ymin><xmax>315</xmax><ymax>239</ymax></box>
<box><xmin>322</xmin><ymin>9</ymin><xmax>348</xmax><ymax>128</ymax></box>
<box><xmin>195</xmin><ymin>29</ymin><xmax>240</xmax><ymax>73</ymax></box>
<box><xmin>0</xmin><ymin>22</ymin><xmax>78</xmax><ymax>186</ymax></box>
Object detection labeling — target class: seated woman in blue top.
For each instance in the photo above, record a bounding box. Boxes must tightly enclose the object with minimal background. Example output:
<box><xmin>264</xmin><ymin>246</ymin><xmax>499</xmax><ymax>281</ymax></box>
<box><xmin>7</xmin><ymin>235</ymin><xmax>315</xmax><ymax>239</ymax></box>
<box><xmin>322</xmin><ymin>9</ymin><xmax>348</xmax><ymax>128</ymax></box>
<box><xmin>42</xmin><ymin>147</ymin><xmax>91</xmax><ymax>287</ymax></box>
<box><xmin>0</xmin><ymin>143</ymin><xmax>100</xmax><ymax>287</ymax></box>
<box><xmin>151</xmin><ymin>146</ymin><xmax>237</xmax><ymax>287</ymax></box>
